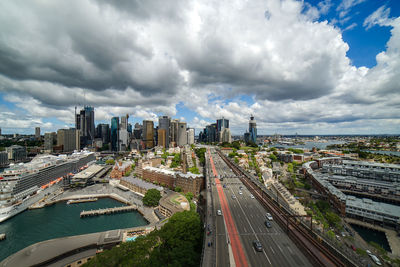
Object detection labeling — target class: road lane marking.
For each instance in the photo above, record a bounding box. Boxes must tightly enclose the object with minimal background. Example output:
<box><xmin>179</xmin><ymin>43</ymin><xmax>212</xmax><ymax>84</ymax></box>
<box><xmin>270</xmin><ymin>246</ymin><xmax>275</xmax><ymax>254</ymax></box>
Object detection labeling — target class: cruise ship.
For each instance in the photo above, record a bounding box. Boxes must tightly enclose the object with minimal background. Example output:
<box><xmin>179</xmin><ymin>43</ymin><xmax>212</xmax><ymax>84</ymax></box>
<box><xmin>0</xmin><ymin>151</ymin><xmax>95</xmax><ymax>223</ymax></box>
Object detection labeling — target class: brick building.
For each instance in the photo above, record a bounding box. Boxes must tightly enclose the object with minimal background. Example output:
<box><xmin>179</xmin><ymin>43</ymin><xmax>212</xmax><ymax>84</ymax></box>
<box><xmin>110</xmin><ymin>161</ymin><xmax>133</xmax><ymax>179</ymax></box>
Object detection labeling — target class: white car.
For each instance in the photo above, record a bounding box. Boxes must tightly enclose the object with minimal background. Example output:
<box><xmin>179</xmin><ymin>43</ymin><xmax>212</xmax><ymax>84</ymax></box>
<box><xmin>217</xmin><ymin>210</ymin><xmax>222</xmax><ymax>216</ymax></box>
<box><xmin>266</xmin><ymin>213</ymin><xmax>273</xmax><ymax>221</ymax></box>
<box><xmin>238</xmin><ymin>191</ymin><xmax>243</xmax><ymax>195</ymax></box>
<box><xmin>250</xmin><ymin>194</ymin><xmax>254</xmax><ymax>199</ymax></box>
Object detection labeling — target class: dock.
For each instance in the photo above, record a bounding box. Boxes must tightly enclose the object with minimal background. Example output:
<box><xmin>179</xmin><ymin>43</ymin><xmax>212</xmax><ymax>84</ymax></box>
<box><xmin>80</xmin><ymin>205</ymin><xmax>137</xmax><ymax>218</ymax></box>
<box><xmin>67</xmin><ymin>197</ymin><xmax>98</xmax><ymax>204</ymax></box>
<box><xmin>0</xmin><ymin>233</ymin><xmax>6</xmax><ymax>241</ymax></box>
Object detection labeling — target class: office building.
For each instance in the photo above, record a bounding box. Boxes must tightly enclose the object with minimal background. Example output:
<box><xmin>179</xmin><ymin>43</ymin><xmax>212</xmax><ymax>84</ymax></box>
<box><xmin>44</xmin><ymin>132</ymin><xmax>57</xmax><ymax>152</ymax></box>
<box><xmin>159</xmin><ymin>116</ymin><xmax>171</xmax><ymax>148</ymax></box>
<box><xmin>0</xmin><ymin>151</ymin><xmax>9</xmax><ymax>167</ymax></box>
<box><xmin>216</xmin><ymin>118</ymin><xmax>229</xmax><ymax>132</ymax></box>
<box><xmin>143</xmin><ymin>120</ymin><xmax>154</xmax><ymax>149</ymax></box>
<box><xmin>75</xmin><ymin>106</ymin><xmax>95</xmax><ymax>147</ymax></box>
<box><xmin>249</xmin><ymin>115</ymin><xmax>257</xmax><ymax>143</ymax></box>
<box><xmin>158</xmin><ymin>129</ymin><xmax>167</xmax><ymax>148</ymax></box>
<box><xmin>177</xmin><ymin>122</ymin><xmax>187</xmax><ymax>146</ymax></box>
<box><xmin>57</xmin><ymin>128</ymin><xmax>79</xmax><ymax>152</ymax></box>
<box><xmin>170</xmin><ymin>119</ymin><xmax>179</xmax><ymax>146</ymax></box>
<box><xmin>187</xmin><ymin>128</ymin><xmax>195</xmax><ymax>145</ymax></box>
<box><xmin>111</xmin><ymin>117</ymin><xmax>120</xmax><ymax>151</ymax></box>
<box><xmin>96</xmin><ymin>124</ymin><xmax>110</xmax><ymax>144</ymax></box>
<box><xmin>206</xmin><ymin>124</ymin><xmax>217</xmax><ymax>143</ymax></box>
<box><xmin>220</xmin><ymin>128</ymin><xmax>232</xmax><ymax>143</ymax></box>
<box><xmin>119</xmin><ymin>115</ymin><xmax>129</xmax><ymax>151</ymax></box>
<box><xmin>6</xmin><ymin>145</ymin><xmax>27</xmax><ymax>162</ymax></box>
<box><xmin>35</xmin><ymin>127</ymin><xmax>40</xmax><ymax>139</ymax></box>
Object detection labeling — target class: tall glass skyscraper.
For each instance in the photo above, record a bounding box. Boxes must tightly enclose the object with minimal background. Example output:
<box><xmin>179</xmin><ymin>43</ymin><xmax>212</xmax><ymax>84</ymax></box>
<box><xmin>111</xmin><ymin>117</ymin><xmax>119</xmax><ymax>151</ymax></box>
<box><xmin>249</xmin><ymin>115</ymin><xmax>257</xmax><ymax>144</ymax></box>
<box><xmin>75</xmin><ymin>106</ymin><xmax>95</xmax><ymax>148</ymax></box>
<box><xmin>158</xmin><ymin>116</ymin><xmax>170</xmax><ymax>148</ymax></box>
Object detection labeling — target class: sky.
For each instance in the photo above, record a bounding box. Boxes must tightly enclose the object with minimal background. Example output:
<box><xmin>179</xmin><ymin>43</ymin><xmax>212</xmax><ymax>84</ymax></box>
<box><xmin>0</xmin><ymin>0</ymin><xmax>400</xmax><ymax>135</ymax></box>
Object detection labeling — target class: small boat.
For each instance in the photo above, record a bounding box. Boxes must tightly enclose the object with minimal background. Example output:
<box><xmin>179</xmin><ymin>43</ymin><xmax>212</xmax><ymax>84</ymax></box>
<box><xmin>0</xmin><ymin>233</ymin><xmax>6</xmax><ymax>241</ymax></box>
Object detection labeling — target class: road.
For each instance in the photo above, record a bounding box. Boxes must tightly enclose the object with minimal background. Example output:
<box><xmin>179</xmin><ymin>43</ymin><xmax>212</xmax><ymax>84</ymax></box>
<box><xmin>209</xmin><ymin>148</ymin><xmax>312</xmax><ymax>267</ymax></box>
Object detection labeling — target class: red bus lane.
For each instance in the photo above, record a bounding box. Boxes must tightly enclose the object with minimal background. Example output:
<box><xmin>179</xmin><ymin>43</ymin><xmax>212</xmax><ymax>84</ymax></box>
<box><xmin>209</xmin><ymin>152</ymin><xmax>248</xmax><ymax>267</ymax></box>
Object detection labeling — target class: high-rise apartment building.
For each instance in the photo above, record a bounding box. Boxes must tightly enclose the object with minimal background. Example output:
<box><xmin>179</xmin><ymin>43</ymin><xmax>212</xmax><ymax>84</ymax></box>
<box><xmin>158</xmin><ymin>116</ymin><xmax>170</xmax><ymax>148</ymax></box>
<box><xmin>143</xmin><ymin>120</ymin><xmax>154</xmax><ymax>149</ymax></box>
<box><xmin>177</xmin><ymin>122</ymin><xmax>187</xmax><ymax>146</ymax></box>
<box><xmin>0</xmin><ymin>128</ymin><xmax>2</xmax><ymax>136</ymax></box>
<box><xmin>220</xmin><ymin>128</ymin><xmax>232</xmax><ymax>143</ymax></box>
<box><xmin>187</xmin><ymin>128</ymin><xmax>195</xmax><ymax>145</ymax></box>
<box><xmin>44</xmin><ymin>132</ymin><xmax>57</xmax><ymax>152</ymax></box>
<box><xmin>75</xmin><ymin>106</ymin><xmax>95</xmax><ymax>147</ymax></box>
<box><xmin>249</xmin><ymin>115</ymin><xmax>257</xmax><ymax>144</ymax></box>
<box><xmin>35</xmin><ymin>127</ymin><xmax>40</xmax><ymax>139</ymax></box>
<box><xmin>216</xmin><ymin>118</ymin><xmax>229</xmax><ymax>132</ymax></box>
<box><xmin>57</xmin><ymin>128</ymin><xmax>79</xmax><ymax>152</ymax></box>
<box><xmin>133</xmin><ymin>123</ymin><xmax>142</xmax><ymax>140</ymax></box>
<box><xmin>111</xmin><ymin>117</ymin><xmax>119</xmax><ymax>151</ymax></box>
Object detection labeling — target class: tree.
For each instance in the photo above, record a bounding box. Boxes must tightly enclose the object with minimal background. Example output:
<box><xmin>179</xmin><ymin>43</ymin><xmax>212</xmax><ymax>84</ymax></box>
<box><xmin>175</xmin><ymin>186</ymin><xmax>182</xmax><ymax>192</ymax></box>
<box><xmin>143</xmin><ymin>189</ymin><xmax>162</xmax><ymax>207</ymax></box>
<box><xmin>269</xmin><ymin>154</ymin><xmax>277</xmax><ymax>161</ymax></box>
<box><xmin>185</xmin><ymin>192</ymin><xmax>194</xmax><ymax>202</ymax></box>
<box><xmin>105</xmin><ymin>159</ymin><xmax>115</xmax><ymax>165</ymax></box>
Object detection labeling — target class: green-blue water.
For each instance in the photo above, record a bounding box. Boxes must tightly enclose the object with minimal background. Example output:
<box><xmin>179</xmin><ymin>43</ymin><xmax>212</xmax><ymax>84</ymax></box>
<box><xmin>350</xmin><ymin>224</ymin><xmax>391</xmax><ymax>252</ymax></box>
<box><xmin>0</xmin><ymin>198</ymin><xmax>148</xmax><ymax>261</ymax></box>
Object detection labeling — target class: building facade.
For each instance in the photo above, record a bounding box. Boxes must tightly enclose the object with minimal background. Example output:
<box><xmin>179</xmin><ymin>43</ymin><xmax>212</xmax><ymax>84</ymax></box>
<box><xmin>57</xmin><ymin>128</ymin><xmax>79</xmax><ymax>152</ymax></box>
<box><xmin>35</xmin><ymin>127</ymin><xmax>40</xmax><ymax>140</ymax></box>
<box><xmin>75</xmin><ymin>106</ymin><xmax>95</xmax><ymax>148</ymax></box>
<box><xmin>6</xmin><ymin>145</ymin><xmax>27</xmax><ymax>162</ymax></box>
<box><xmin>249</xmin><ymin>115</ymin><xmax>257</xmax><ymax>143</ymax></box>
<box><xmin>159</xmin><ymin>116</ymin><xmax>170</xmax><ymax>148</ymax></box>
<box><xmin>44</xmin><ymin>132</ymin><xmax>57</xmax><ymax>152</ymax></box>
<box><xmin>187</xmin><ymin>128</ymin><xmax>195</xmax><ymax>145</ymax></box>
<box><xmin>111</xmin><ymin>117</ymin><xmax>119</xmax><ymax>151</ymax></box>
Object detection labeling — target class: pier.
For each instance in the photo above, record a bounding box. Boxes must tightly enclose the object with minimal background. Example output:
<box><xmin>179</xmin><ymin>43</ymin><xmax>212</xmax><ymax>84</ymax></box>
<box><xmin>67</xmin><ymin>197</ymin><xmax>98</xmax><ymax>204</ymax></box>
<box><xmin>80</xmin><ymin>205</ymin><xmax>137</xmax><ymax>218</ymax></box>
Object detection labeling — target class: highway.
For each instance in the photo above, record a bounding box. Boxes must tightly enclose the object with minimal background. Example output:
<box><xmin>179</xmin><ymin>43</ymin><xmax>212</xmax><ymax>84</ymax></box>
<box><xmin>209</xmin><ymin>148</ymin><xmax>312</xmax><ymax>267</ymax></box>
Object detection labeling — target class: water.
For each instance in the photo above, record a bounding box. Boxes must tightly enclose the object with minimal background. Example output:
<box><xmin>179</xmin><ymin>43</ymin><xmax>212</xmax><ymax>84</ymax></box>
<box><xmin>364</xmin><ymin>150</ymin><xmax>400</xmax><ymax>157</ymax></box>
<box><xmin>0</xmin><ymin>198</ymin><xmax>148</xmax><ymax>261</ymax></box>
<box><xmin>271</xmin><ymin>141</ymin><xmax>346</xmax><ymax>150</ymax></box>
<box><xmin>350</xmin><ymin>224</ymin><xmax>391</xmax><ymax>252</ymax></box>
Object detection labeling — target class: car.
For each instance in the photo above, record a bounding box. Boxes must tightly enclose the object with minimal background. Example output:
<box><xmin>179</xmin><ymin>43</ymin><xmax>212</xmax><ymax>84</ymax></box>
<box><xmin>266</xmin><ymin>213</ymin><xmax>273</xmax><ymax>221</ymax></box>
<box><xmin>238</xmin><ymin>191</ymin><xmax>243</xmax><ymax>195</ymax></box>
<box><xmin>250</xmin><ymin>194</ymin><xmax>254</xmax><ymax>199</ymax></box>
<box><xmin>217</xmin><ymin>210</ymin><xmax>222</xmax><ymax>216</ymax></box>
<box><xmin>223</xmin><ymin>184</ymin><xmax>226</xmax><ymax>188</ymax></box>
<box><xmin>232</xmin><ymin>195</ymin><xmax>236</xmax><ymax>199</ymax></box>
<box><xmin>239</xmin><ymin>186</ymin><xmax>243</xmax><ymax>189</ymax></box>
<box><xmin>253</xmin><ymin>240</ymin><xmax>263</xmax><ymax>252</ymax></box>
<box><xmin>369</xmin><ymin>254</ymin><xmax>382</xmax><ymax>266</ymax></box>
<box><xmin>366</xmin><ymin>250</ymin><xmax>372</xmax><ymax>255</ymax></box>
<box><xmin>264</xmin><ymin>221</ymin><xmax>272</xmax><ymax>228</ymax></box>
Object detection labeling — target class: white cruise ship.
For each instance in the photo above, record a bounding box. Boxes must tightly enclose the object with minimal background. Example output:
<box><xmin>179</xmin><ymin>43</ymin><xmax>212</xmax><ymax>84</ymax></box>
<box><xmin>0</xmin><ymin>151</ymin><xmax>95</xmax><ymax>223</ymax></box>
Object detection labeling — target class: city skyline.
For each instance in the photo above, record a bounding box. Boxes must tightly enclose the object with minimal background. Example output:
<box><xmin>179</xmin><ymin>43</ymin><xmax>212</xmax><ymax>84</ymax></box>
<box><xmin>0</xmin><ymin>0</ymin><xmax>400</xmax><ymax>135</ymax></box>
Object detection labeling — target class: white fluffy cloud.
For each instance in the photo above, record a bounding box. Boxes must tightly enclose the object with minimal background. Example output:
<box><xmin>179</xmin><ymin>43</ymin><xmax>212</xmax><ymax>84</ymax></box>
<box><xmin>0</xmin><ymin>0</ymin><xmax>399</xmax><ymax>134</ymax></box>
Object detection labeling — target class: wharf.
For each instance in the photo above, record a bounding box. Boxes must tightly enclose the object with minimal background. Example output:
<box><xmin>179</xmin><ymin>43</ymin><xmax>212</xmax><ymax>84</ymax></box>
<box><xmin>67</xmin><ymin>198</ymin><xmax>98</xmax><ymax>204</ymax></box>
<box><xmin>80</xmin><ymin>205</ymin><xmax>137</xmax><ymax>218</ymax></box>
<box><xmin>0</xmin><ymin>233</ymin><xmax>5</xmax><ymax>241</ymax></box>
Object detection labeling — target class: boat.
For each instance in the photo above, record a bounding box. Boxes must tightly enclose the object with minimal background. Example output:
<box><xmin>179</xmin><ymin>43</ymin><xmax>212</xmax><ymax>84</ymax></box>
<box><xmin>0</xmin><ymin>151</ymin><xmax>95</xmax><ymax>223</ymax></box>
<box><xmin>0</xmin><ymin>233</ymin><xmax>5</xmax><ymax>240</ymax></box>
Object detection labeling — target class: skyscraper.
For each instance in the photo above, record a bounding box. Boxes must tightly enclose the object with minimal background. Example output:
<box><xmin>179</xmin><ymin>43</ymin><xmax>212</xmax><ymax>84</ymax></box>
<box><xmin>170</xmin><ymin>119</ymin><xmax>179</xmax><ymax>147</ymax></box>
<box><xmin>143</xmin><ymin>120</ymin><xmax>154</xmax><ymax>149</ymax></box>
<box><xmin>249</xmin><ymin>115</ymin><xmax>257</xmax><ymax>144</ymax></box>
<box><xmin>177</xmin><ymin>122</ymin><xmax>187</xmax><ymax>146</ymax></box>
<box><xmin>75</xmin><ymin>106</ymin><xmax>95</xmax><ymax>147</ymax></box>
<box><xmin>57</xmin><ymin>128</ymin><xmax>79</xmax><ymax>152</ymax></box>
<box><xmin>216</xmin><ymin>118</ymin><xmax>229</xmax><ymax>132</ymax></box>
<box><xmin>44</xmin><ymin>132</ymin><xmax>57</xmax><ymax>152</ymax></box>
<box><xmin>35</xmin><ymin>127</ymin><xmax>40</xmax><ymax>139</ymax></box>
<box><xmin>187</xmin><ymin>128</ymin><xmax>195</xmax><ymax>145</ymax></box>
<box><xmin>111</xmin><ymin>117</ymin><xmax>119</xmax><ymax>151</ymax></box>
<box><xmin>158</xmin><ymin>129</ymin><xmax>167</xmax><ymax>148</ymax></box>
<box><xmin>119</xmin><ymin>114</ymin><xmax>129</xmax><ymax>151</ymax></box>
<box><xmin>158</xmin><ymin>116</ymin><xmax>170</xmax><ymax>148</ymax></box>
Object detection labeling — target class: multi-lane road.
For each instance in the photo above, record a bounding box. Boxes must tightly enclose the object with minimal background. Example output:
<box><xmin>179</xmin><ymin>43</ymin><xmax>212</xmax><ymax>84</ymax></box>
<box><xmin>208</xmin><ymin>148</ymin><xmax>312</xmax><ymax>267</ymax></box>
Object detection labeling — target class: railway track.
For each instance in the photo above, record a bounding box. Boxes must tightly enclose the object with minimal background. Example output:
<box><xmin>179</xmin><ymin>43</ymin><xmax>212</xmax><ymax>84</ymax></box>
<box><xmin>217</xmin><ymin>150</ymin><xmax>356</xmax><ymax>267</ymax></box>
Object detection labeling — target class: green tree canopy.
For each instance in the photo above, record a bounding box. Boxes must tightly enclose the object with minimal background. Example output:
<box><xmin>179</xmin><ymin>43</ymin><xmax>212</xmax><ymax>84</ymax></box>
<box><xmin>143</xmin><ymin>189</ymin><xmax>162</xmax><ymax>207</ymax></box>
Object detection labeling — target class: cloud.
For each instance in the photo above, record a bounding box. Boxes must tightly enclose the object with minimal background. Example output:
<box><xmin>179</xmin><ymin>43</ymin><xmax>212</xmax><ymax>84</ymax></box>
<box><xmin>343</xmin><ymin>22</ymin><xmax>357</xmax><ymax>32</ymax></box>
<box><xmin>0</xmin><ymin>0</ymin><xmax>399</xmax><ymax>134</ymax></box>
<box><xmin>363</xmin><ymin>6</ymin><xmax>393</xmax><ymax>30</ymax></box>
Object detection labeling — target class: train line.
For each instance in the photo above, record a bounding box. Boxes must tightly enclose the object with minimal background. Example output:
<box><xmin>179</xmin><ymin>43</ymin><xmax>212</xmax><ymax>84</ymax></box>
<box><xmin>217</xmin><ymin>149</ymin><xmax>353</xmax><ymax>267</ymax></box>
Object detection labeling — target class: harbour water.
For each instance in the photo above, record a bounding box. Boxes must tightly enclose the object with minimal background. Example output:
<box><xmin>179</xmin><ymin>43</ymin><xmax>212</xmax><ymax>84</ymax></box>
<box><xmin>0</xmin><ymin>198</ymin><xmax>148</xmax><ymax>262</ymax></box>
<box><xmin>350</xmin><ymin>224</ymin><xmax>392</xmax><ymax>252</ymax></box>
<box><xmin>272</xmin><ymin>141</ymin><xmax>346</xmax><ymax>150</ymax></box>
